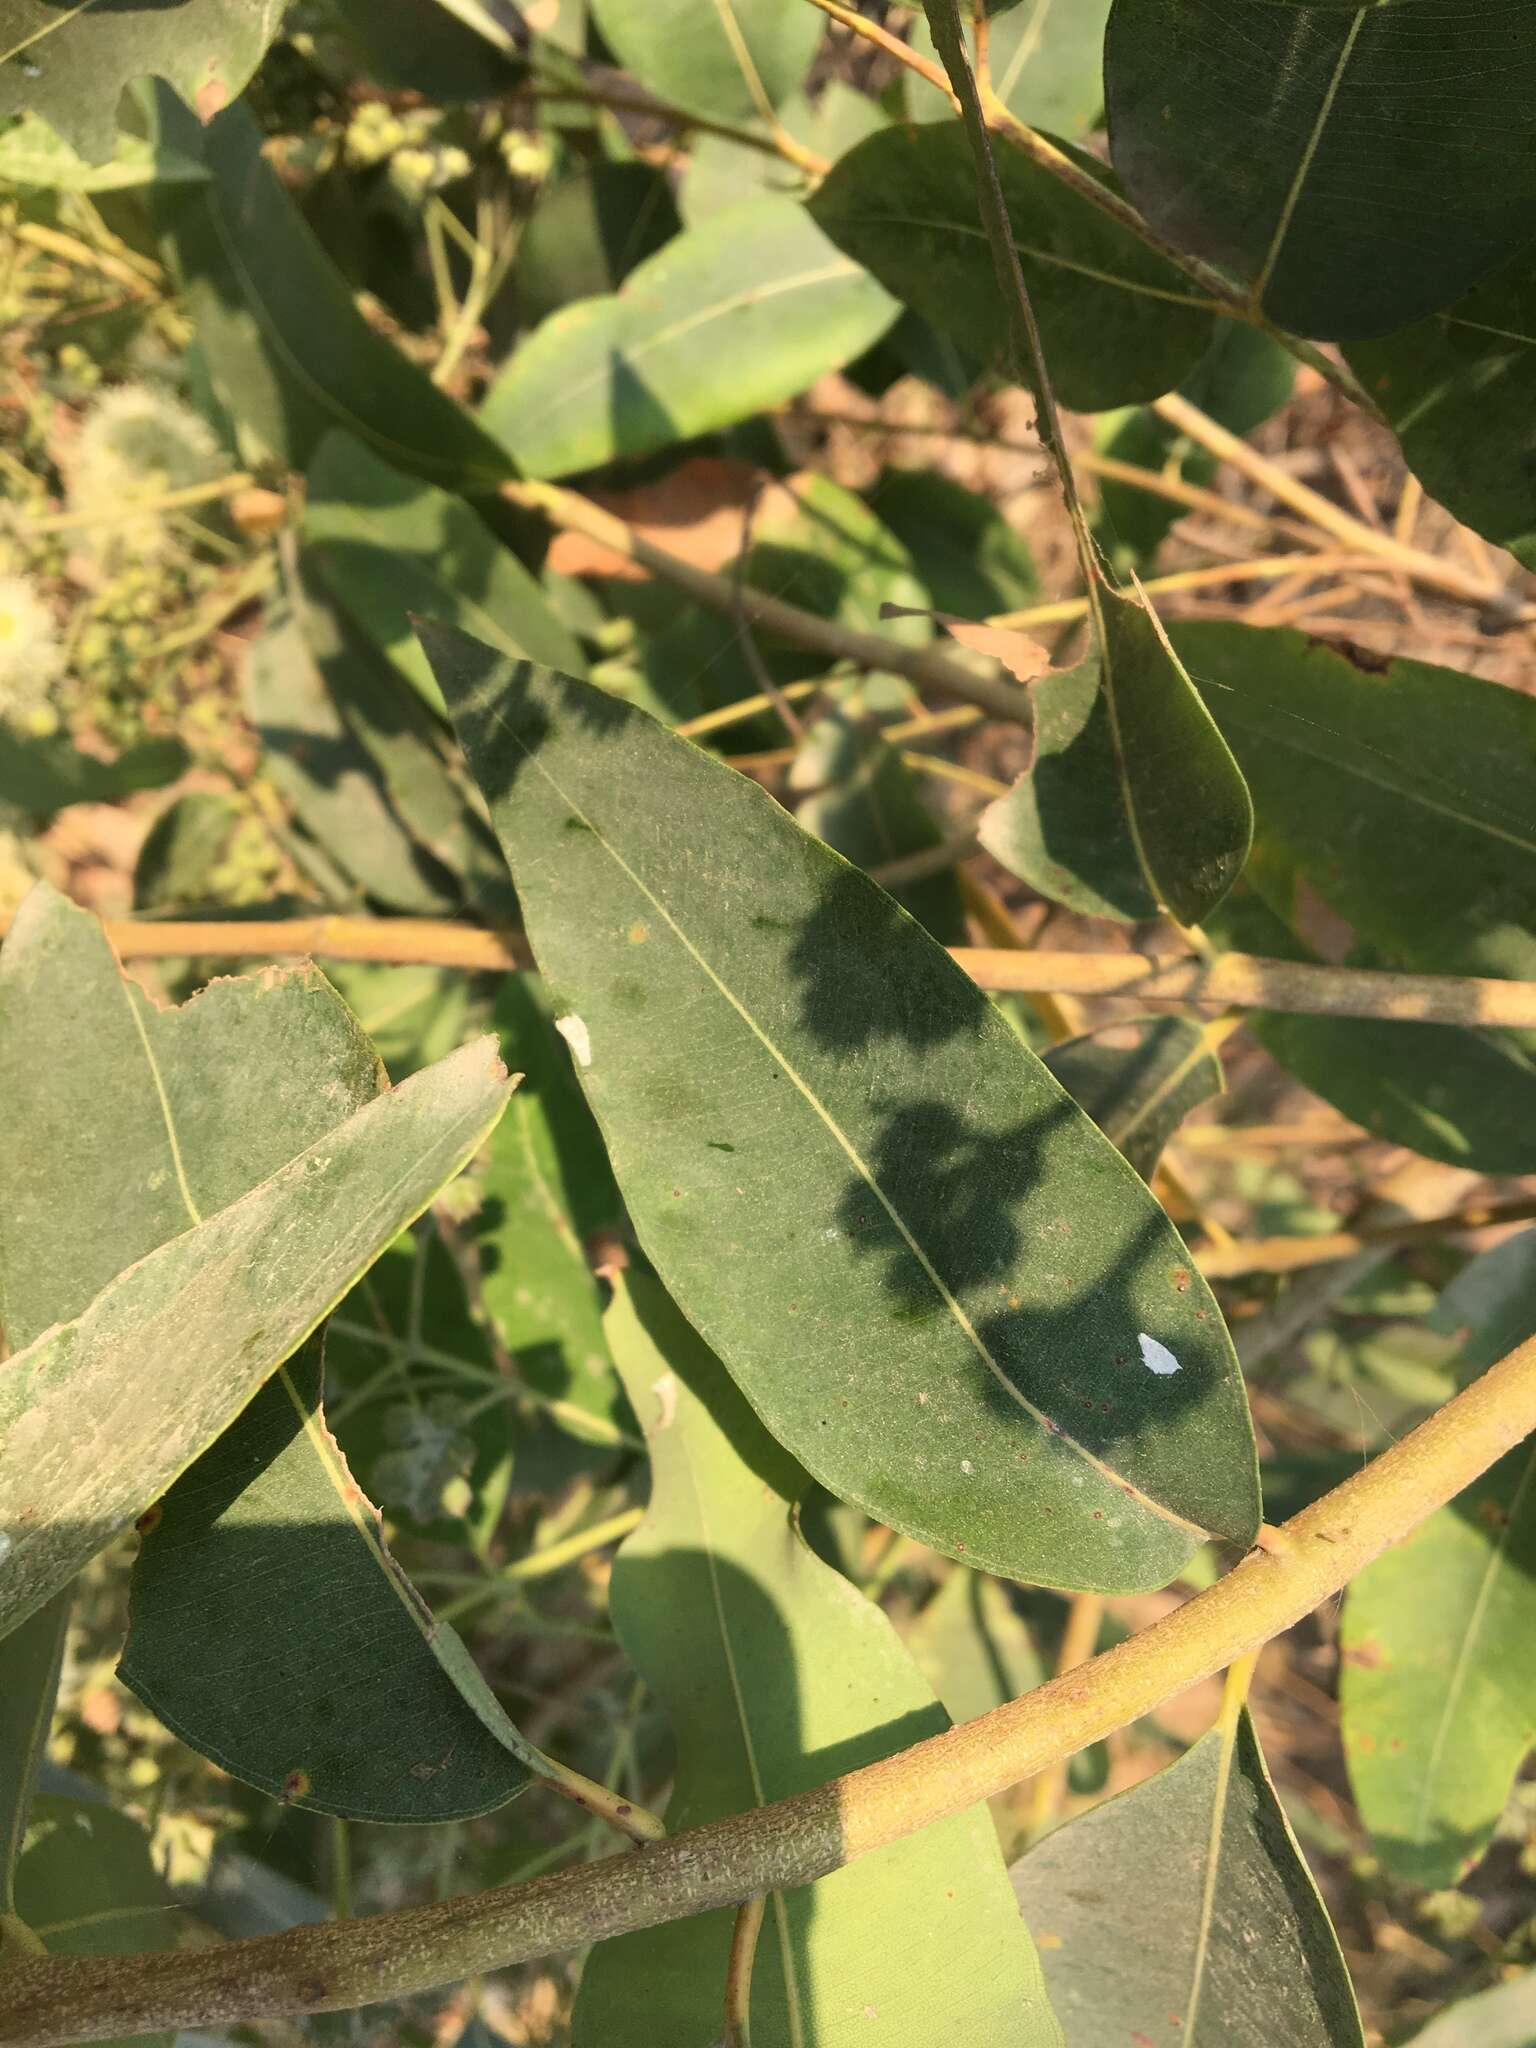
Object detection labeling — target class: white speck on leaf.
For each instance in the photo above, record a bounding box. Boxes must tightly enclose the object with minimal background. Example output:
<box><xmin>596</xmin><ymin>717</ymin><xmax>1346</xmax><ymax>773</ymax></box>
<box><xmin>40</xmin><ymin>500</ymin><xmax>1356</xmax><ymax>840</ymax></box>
<box><xmin>960</xmin><ymin>1459</ymin><xmax>973</xmax><ymax>1475</ymax></box>
<box><xmin>652</xmin><ymin>1371</ymin><xmax>679</xmax><ymax>1432</ymax></box>
<box><xmin>1138</xmin><ymin>1332</ymin><xmax>1181</xmax><ymax>1376</ymax></box>
<box><xmin>556</xmin><ymin>1014</ymin><xmax>592</xmax><ymax>1068</ymax></box>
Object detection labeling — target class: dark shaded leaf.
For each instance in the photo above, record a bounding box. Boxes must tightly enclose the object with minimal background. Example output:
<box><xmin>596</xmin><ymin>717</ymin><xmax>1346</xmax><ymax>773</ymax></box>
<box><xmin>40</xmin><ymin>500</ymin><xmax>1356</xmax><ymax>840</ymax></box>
<box><xmin>1347</xmin><ymin>255</ymin><xmax>1536</xmax><ymax>572</ymax></box>
<box><xmin>1012</xmin><ymin>1704</ymin><xmax>1364</xmax><ymax>2045</ymax></box>
<box><xmin>428</xmin><ymin>630</ymin><xmax>1260</xmax><ymax>1593</ymax></box>
<box><xmin>809</xmin><ymin>121</ymin><xmax>1216</xmax><ymax>411</ymax></box>
<box><xmin>513</xmin><ymin>162</ymin><xmax>680</xmax><ymax>323</ymax></box>
<box><xmin>1105</xmin><ymin>0</ymin><xmax>1536</xmax><ymax>339</ymax></box>
<box><xmin>1044</xmin><ymin>1018</ymin><xmax>1223</xmax><ymax>1180</ymax></box>
<box><xmin>149</xmin><ymin>94</ymin><xmax>511</xmax><ymax>487</ymax></box>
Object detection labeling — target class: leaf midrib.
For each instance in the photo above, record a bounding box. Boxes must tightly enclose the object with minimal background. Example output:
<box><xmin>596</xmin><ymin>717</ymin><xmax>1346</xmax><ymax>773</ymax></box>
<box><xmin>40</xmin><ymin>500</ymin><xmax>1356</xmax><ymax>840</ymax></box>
<box><xmin>488</xmin><ymin>694</ymin><xmax>1211</xmax><ymax>1542</ymax></box>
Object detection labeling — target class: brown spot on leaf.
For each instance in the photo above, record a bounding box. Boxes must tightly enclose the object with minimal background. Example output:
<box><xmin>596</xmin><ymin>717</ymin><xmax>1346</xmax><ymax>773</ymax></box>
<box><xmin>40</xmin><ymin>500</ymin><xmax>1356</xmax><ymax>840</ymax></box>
<box><xmin>281</xmin><ymin>1769</ymin><xmax>311</xmax><ymax>1802</ymax></box>
<box><xmin>135</xmin><ymin>1503</ymin><xmax>162</xmax><ymax>1536</ymax></box>
<box><xmin>195</xmin><ymin>77</ymin><xmax>228</xmax><ymax>123</ymax></box>
<box><xmin>1343</xmin><ymin>1638</ymin><xmax>1387</xmax><ymax>1670</ymax></box>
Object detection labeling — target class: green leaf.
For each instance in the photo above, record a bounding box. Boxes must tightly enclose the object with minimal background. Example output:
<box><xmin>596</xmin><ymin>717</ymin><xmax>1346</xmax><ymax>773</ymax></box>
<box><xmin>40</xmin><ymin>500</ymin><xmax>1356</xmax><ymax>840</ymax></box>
<box><xmin>809</xmin><ymin>121</ymin><xmax>1216</xmax><ymax>412</ymax></box>
<box><xmin>0</xmin><ymin>884</ymin><xmax>512</xmax><ymax>1639</ymax></box>
<box><xmin>1095</xmin><ymin>326</ymin><xmax>1295</xmax><ymax>564</ymax></box>
<box><xmin>793</xmin><ymin>711</ymin><xmax>966</xmax><ymax>943</ymax></box>
<box><xmin>1177</xmin><ymin>625</ymin><xmax>1536</xmax><ymax>981</ymax></box>
<box><xmin>1094</xmin><ymin>584</ymin><xmax>1253</xmax><ymax>925</ymax></box>
<box><xmin>300</xmin><ymin>586</ymin><xmax>517</xmax><ymax>921</ymax></box>
<box><xmin>586</xmin><ymin>0</ymin><xmax>822</xmax><ymax>127</ymax></box>
<box><xmin>1341</xmin><ymin>1242</ymin><xmax>1536</xmax><ymax>1885</ymax></box>
<box><xmin>872</xmin><ymin>465</ymin><xmax>1039</xmax><ymax>619</ymax></box>
<box><xmin>978</xmin><ymin>657</ymin><xmax>1155</xmax><ymax>921</ymax></box>
<box><xmin>977</xmin><ymin>606</ymin><xmax>1252</xmax><ymax>931</ymax></box>
<box><xmin>0</xmin><ymin>1596</ymin><xmax>68</xmax><ymax>1919</ymax></box>
<box><xmin>513</xmin><ymin>162</ymin><xmax>680</xmax><ymax>324</ymax></box>
<box><xmin>1408</xmin><ymin>1971</ymin><xmax>1536</xmax><ymax>2048</ymax></box>
<box><xmin>1044</xmin><ymin>1018</ymin><xmax>1223</xmax><ymax>1181</ymax></box>
<box><xmin>480</xmin><ymin>197</ymin><xmax>898</xmax><ymax>478</ymax></box>
<box><xmin>0</xmin><ymin>729</ymin><xmax>187</xmax><ymax>824</ymax></box>
<box><xmin>120</xmin><ymin>1332</ymin><xmax>535</xmax><ymax>1821</ymax></box>
<box><xmin>427</xmin><ymin>630</ymin><xmax>1261</xmax><ymax>1593</ymax></box>
<box><xmin>472</xmin><ymin>972</ymin><xmax>630</xmax><ymax>1448</ymax></box>
<box><xmin>1341</xmin><ymin>1444</ymin><xmax>1536</xmax><ymax>1886</ymax></box>
<box><xmin>323</xmin><ymin>962</ymin><xmax>479</xmax><ymax>1082</ymax></box>
<box><xmin>0</xmin><ymin>112</ymin><xmax>205</xmax><ymax>191</ymax></box>
<box><xmin>0</xmin><ymin>0</ymin><xmax>283</xmax><ymax>160</ymax></box>
<box><xmin>246</xmin><ymin>586</ymin><xmax>461</xmax><ymax>914</ymax></box>
<box><xmin>1347</xmin><ymin>255</ymin><xmax>1536</xmax><ymax>572</ymax></box>
<box><xmin>1012</xmin><ymin>1702</ymin><xmax>1365</xmax><ymax>2046</ymax></box>
<box><xmin>304</xmin><ymin>430</ymin><xmax>584</xmax><ymax>711</ymax></box>
<box><xmin>15</xmin><ymin>1793</ymin><xmax>181</xmax><ymax>2045</ymax></box>
<box><xmin>906</xmin><ymin>0</ymin><xmax>1112</xmax><ymax>133</ymax></box>
<box><xmin>906</xmin><ymin>1566</ymin><xmax>1047</xmax><ymax>1726</ymax></box>
<box><xmin>571</xmin><ymin>1273</ymin><xmax>1063</xmax><ymax>2048</ymax></box>
<box><xmin>682</xmin><ymin>82</ymin><xmax>886</xmax><ymax>225</ymax></box>
<box><xmin>325</xmin><ymin>0</ymin><xmax>520</xmax><ymax>99</ymax></box>
<box><xmin>1104</xmin><ymin>0</ymin><xmax>1536</xmax><ymax>340</ymax></box>
<box><xmin>149</xmin><ymin>94</ymin><xmax>512</xmax><ymax>487</ymax></box>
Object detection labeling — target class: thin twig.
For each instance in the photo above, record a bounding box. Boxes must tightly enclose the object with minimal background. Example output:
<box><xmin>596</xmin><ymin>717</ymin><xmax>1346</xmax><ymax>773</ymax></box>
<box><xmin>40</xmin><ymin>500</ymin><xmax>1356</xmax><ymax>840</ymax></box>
<box><xmin>501</xmin><ymin>478</ymin><xmax>1032</xmax><ymax>721</ymax></box>
<box><xmin>16</xmin><ymin>915</ymin><xmax>1536</xmax><ymax>1028</ymax></box>
<box><xmin>12</xmin><ymin>1331</ymin><xmax>1536</xmax><ymax>2043</ymax></box>
<box><xmin>722</xmin><ymin>1895</ymin><xmax>766</xmax><ymax>2048</ymax></box>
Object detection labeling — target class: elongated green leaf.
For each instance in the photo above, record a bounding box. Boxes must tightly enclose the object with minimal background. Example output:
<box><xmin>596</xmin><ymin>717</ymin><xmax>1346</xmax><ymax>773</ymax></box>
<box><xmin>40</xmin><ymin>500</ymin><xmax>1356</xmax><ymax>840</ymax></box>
<box><xmin>427</xmin><ymin>630</ymin><xmax>1260</xmax><ymax>1593</ymax></box>
<box><xmin>906</xmin><ymin>1567</ymin><xmax>1047</xmax><ymax>1726</ymax></box>
<box><xmin>120</xmin><ymin>1332</ymin><xmax>534</xmax><ymax>1821</ymax></box>
<box><xmin>978</xmin><ymin>607</ymin><xmax>1252</xmax><ymax>930</ymax></box>
<box><xmin>1342</xmin><ymin>1441</ymin><xmax>1536</xmax><ymax>1886</ymax></box>
<box><xmin>0</xmin><ymin>885</ymin><xmax>511</xmax><ymax>1639</ymax></box>
<box><xmin>907</xmin><ymin>0</ymin><xmax>1112</xmax><ymax>133</ymax></box>
<box><xmin>809</xmin><ymin>122</ymin><xmax>1216</xmax><ymax>412</ymax></box>
<box><xmin>1044</xmin><ymin>1018</ymin><xmax>1223</xmax><ymax>1181</ymax></box>
<box><xmin>513</xmin><ymin>162</ymin><xmax>680</xmax><ymax>323</ymax></box>
<box><xmin>1105</xmin><ymin>0</ymin><xmax>1536</xmax><ymax>340</ymax></box>
<box><xmin>0</xmin><ymin>1597</ymin><xmax>68</xmax><ymax>1921</ymax></box>
<box><xmin>1096</xmin><ymin>583</ymin><xmax>1252</xmax><ymax>925</ymax></box>
<box><xmin>794</xmin><ymin>711</ymin><xmax>966</xmax><ymax>943</ymax></box>
<box><xmin>149</xmin><ymin>94</ymin><xmax>512</xmax><ymax>488</ymax></box>
<box><xmin>1341</xmin><ymin>1239</ymin><xmax>1536</xmax><ymax>1885</ymax></box>
<box><xmin>0</xmin><ymin>0</ymin><xmax>283</xmax><ymax>160</ymax></box>
<box><xmin>480</xmin><ymin>197</ymin><xmax>897</xmax><ymax>478</ymax></box>
<box><xmin>871</xmin><ymin>466</ymin><xmax>1039</xmax><ymax>619</ymax></box>
<box><xmin>979</xmin><ymin>658</ymin><xmax>1154</xmax><ymax>921</ymax></box>
<box><xmin>472</xmin><ymin>972</ymin><xmax>629</xmax><ymax>1447</ymax></box>
<box><xmin>1409</xmin><ymin>1971</ymin><xmax>1536</xmax><ymax>2048</ymax></box>
<box><xmin>306</xmin><ymin>432</ymin><xmax>584</xmax><ymax>709</ymax></box>
<box><xmin>1012</xmin><ymin>1702</ymin><xmax>1364</xmax><ymax>2046</ymax></box>
<box><xmin>587</xmin><ymin>0</ymin><xmax>822</xmax><ymax>127</ymax></box>
<box><xmin>1347</xmin><ymin>256</ymin><xmax>1536</xmax><ymax>572</ymax></box>
<box><xmin>247</xmin><ymin>589</ymin><xmax>460</xmax><ymax>914</ymax></box>
<box><xmin>572</xmin><ymin>1274</ymin><xmax>1062</xmax><ymax>2048</ymax></box>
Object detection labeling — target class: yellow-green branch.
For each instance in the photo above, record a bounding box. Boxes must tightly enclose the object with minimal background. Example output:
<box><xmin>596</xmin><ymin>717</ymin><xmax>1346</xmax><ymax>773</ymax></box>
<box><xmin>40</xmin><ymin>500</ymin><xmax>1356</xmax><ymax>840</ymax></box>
<box><xmin>7</xmin><ymin>1332</ymin><xmax>1536</xmax><ymax>2044</ymax></box>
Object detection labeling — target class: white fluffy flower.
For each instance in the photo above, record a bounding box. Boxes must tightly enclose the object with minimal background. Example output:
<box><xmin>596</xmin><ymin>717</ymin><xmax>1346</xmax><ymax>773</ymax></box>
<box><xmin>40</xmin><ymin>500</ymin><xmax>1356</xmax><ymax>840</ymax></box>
<box><xmin>68</xmin><ymin>383</ymin><xmax>221</xmax><ymax>563</ymax></box>
<box><xmin>0</xmin><ymin>573</ymin><xmax>65</xmax><ymax>718</ymax></box>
